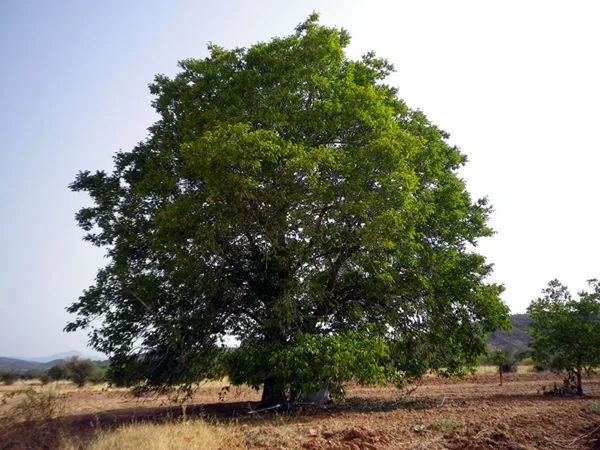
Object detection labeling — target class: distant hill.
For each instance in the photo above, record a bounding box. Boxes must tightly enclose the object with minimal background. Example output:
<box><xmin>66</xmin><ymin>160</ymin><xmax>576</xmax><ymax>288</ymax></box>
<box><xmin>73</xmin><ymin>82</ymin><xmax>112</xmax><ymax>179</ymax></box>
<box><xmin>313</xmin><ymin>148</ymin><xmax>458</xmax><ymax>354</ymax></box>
<box><xmin>20</xmin><ymin>351</ymin><xmax>103</xmax><ymax>363</ymax></box>
<box><xmin>0</xmin><ymin>351</ymin><xmax>106</xmax><ymax>372</ymax></box>
<box><xmin>486</xmin><ymin>313</ymin><xmax>532</xmax><ymax>354</ymax></box>
<box><xmin>0</xmin><ymin>357</ymin><xmax>55</xmax><ymax>371</ymax></box>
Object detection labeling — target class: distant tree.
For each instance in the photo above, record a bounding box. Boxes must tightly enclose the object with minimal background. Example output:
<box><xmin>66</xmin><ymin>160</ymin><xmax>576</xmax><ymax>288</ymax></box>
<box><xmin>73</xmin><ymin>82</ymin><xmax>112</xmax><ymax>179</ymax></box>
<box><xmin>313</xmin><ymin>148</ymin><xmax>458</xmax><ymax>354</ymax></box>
<box><xmin>21</xmin><ymin>368</ymin><xmax>45</xmax><ymax>380</ymax></box>
<box><xmin>65</xmin><ymin>358</ymin><xmax>97</xmax><ymax>387</ymax></box>
<box><xmin>47</xmin><ymin>363</ymin><xmax>71</xmax><ymax>381</ymax></box>
<box><xmin>0</xmin><ymin>371</ymin><xmax>20</xmax><ymax>385</ymax></box>
<box><xmin>65</xmin><ymin>14</ymin><xmax>509</xmax><ymax>404</ymax></box>
<box><xmin>527</xmin><ymin>279</ymin><xmax>600</xmax><ymax>395</ymax></box>
<box><xmin>488</xmin><ymin>349</ymin><xmax>519</xmax><ymax>386</ymax></box>
<box><xmin>87</xmin><ymin>363</ymin><xmax>107</xmax><ymax>384</ymax></box>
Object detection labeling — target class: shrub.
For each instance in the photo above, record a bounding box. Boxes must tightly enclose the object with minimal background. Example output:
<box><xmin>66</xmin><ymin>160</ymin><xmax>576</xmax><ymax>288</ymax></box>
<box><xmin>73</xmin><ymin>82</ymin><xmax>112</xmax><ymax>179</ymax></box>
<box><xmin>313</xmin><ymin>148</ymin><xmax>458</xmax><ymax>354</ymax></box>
<box><xmin>541</xmin><ymin>369</ymin><xmax>580</xmax><ymax>396</ymax></box>
<box><xmin>0</xmin><ymin>387</ymin><xmax>66</xmax><ymax>449</ymax></box>
<box><xmin>47</xmin><ymin>363</ymin><xmax>71</xmax><ymax>381</ymax></box>
<box><xmin>0</xmin><ymin>371</ymin><xmax>20</xmax><ymax>385</ymax></box>
<box><xmin>431</xmin><ymin>416</ymin><xmax>463</xmax><ymax>429</ymax></box>
<box><xmin>87</xmin><ymin>364</ymin><xmax>107</xmax><ymax>384</ymax></box>
<box><xmin>21</xmin><ymin>368</ymin><xmax>45</xmax><ymax>380</ymax></box>
<box><xmin>65</xmin><ymin>358</ymin><xmax>97</xmax><ymax>387</ymax></box>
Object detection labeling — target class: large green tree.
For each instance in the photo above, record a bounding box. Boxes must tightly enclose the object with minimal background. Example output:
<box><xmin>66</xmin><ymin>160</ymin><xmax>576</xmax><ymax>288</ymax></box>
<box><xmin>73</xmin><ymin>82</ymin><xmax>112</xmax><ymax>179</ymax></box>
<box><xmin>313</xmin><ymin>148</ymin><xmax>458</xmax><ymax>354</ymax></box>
<box><xmin>66</xmin><ymin>15</ymin><xmax>508</xmax><ymax>404</ymax></box>
<box><xmin>527</xmin><ymin>279</ymin><xmax>600</xmax><ymax>395</ymax></box>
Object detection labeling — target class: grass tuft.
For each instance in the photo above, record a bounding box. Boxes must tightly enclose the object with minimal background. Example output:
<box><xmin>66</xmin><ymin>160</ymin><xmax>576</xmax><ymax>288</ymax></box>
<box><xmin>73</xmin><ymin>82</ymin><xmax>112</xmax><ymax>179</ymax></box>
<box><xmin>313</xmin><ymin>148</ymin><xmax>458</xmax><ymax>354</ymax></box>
<box><xmin>586</xmin><ymin>401</ymin><xmax>600</xmax><ymax>415</ymax></box>
<box><xmin>430</xmin><ymin>415</ymin><xmax>463</xmax><ymax>429</ymax></box>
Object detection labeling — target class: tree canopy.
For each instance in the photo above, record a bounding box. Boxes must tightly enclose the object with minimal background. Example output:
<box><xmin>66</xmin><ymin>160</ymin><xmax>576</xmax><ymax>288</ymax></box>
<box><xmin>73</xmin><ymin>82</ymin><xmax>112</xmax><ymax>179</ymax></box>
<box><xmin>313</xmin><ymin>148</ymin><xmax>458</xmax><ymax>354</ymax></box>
<box><xmin>527</xmin><ymin>279</ymin><xmax>600</xmax><ymax>395</ymax></box>
<box><xmin>66</xmin><ymin>14</ymin><xmax>508</xmax><ymax>404</ymax></box>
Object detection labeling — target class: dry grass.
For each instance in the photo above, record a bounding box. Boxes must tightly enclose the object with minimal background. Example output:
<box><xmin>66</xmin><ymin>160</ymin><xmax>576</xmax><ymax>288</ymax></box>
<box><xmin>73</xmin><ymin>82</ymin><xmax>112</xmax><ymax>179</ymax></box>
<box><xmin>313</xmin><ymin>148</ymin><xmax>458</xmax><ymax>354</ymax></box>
<box><xmin>3</xmin><ymin>372</ymin><xmax>600</xmax><ymax>449</ymax></box>
<box><xmin>0</xmin><ymin>380</ymin><xmax>117</xmax><ymax>395</ymax></box>
<box><xmin>475</xmin><ymin>364</ymin><xmax>533</xmax><ymax>375</ymax></box>
<box><xmin>0</xmin><ymin>379</ymin><xmax>44</xmax><ymax>393</ymax></box>
<box><xmin>62</xmin><ymin>419</ymin><xmax>243</xmax><ymax>450</ymax></box>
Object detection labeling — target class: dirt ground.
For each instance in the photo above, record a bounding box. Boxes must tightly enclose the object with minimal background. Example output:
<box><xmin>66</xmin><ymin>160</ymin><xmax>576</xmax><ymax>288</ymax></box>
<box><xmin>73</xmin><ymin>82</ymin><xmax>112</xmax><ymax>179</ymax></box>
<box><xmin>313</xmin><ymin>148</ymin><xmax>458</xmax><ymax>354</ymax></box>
<box><xmin>1</xmin><ymin>371</ymin><xmax>600</xmax><ymax>449</ymax></box>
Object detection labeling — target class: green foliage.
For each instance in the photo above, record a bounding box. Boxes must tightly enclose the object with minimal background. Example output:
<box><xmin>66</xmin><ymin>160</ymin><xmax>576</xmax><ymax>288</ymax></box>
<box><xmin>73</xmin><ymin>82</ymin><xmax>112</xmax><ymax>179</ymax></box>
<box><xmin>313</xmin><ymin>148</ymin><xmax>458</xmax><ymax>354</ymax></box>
<box><xmin>0</xmin><ymin>371</ymin><xmax>20</xmax><ymax>385</ymax></box>
<box><xmin>227</xmin><ymin>331</ymin><xmax>392</xmax><ymax>401</ymax></box>
<box><xmin>46</xmin><ymin>358</ymin><xmax>105</xmax><ymax>387</ymax></box>
<box><xmin>21</xmin><ymin>368</ymin><xmax>45</xmax><ymax>380</ymax></box>
<box><xmin>431</xmin><ymin>416</ymin><xmax>463</xmax><ymax>429</ymax></box>
<box><xmin>485</xmin><ymin>349</ymin><xmax>519</xmax><ymax>373</ymax></box>
<box><xmin>527</xmin><ymin>279</ymin><xmax>600</xmax><ymax>395</ymax></box>
<box><xmin>66</xmin><ymin>14</ymin><xmax>508</xmax><ymax>401</ymax></box>
<box><xmin>271</xmin><ymin>331</ymin><xmax>392</xmax><ymax>401</ymax></box>
<box><xmin>47</xmin><ymin>363</ymin><xmax>71</xmax><ymax>381</ymax></box>
<box><xmin>520</xmin><ymin>357</ymin><xmax>533</xmax><ymax>366</ymax></box>
<box><xmin>64</xmin><ymin>358</ymin><xmax>100</xmax><ymax>387</ymax></box>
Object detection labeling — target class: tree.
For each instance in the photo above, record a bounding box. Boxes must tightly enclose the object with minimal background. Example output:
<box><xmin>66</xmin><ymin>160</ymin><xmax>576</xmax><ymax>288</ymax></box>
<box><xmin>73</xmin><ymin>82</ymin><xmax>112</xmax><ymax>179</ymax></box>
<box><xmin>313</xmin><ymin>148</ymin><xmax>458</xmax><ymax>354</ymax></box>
<box><xmin>488</xmin><ymin>349</ymin><xmax>519</xmax><ymax>386</ymax></box>
<box><xmin>66</xmin><ymin>14</ymin><xmax>508</xmax><ymax>404</ymax></box>
<box><xmin>0</xmin><ymin>371</ymin><xmax>19</xmax><ymax>386</ymax></box>
<box><xmin>527</xmin><ymin>279</ymin><xmax>600</xmax><ymax>395</ymax></box>
<box><xmin>64</xmin><ymin>358</ymin><xmax>98</xmax><ymax>388</ymax></box>
<box><xmin>47</xmin><ymin>363</ymin><xmax>71</xmax><ymax>381</ymax></box>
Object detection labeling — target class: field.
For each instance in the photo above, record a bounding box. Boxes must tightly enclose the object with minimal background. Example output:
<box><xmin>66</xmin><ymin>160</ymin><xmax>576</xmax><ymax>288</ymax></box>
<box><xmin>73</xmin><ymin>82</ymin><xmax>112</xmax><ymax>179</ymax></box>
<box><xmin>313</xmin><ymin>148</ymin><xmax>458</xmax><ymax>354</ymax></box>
<box><xmin>1</xmin><ymin>370</ymin><xmax>600</xmax><ymax>449</ymax></box>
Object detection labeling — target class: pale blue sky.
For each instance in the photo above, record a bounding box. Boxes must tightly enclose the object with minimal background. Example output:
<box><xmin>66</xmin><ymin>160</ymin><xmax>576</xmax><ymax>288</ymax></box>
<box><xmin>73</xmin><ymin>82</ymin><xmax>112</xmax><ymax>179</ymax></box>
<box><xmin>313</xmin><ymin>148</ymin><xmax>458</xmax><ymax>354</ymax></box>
<box><xmin>1</xmin><ymin>1</ymin><xmax>599</xmax><ymax>357</ymax></box>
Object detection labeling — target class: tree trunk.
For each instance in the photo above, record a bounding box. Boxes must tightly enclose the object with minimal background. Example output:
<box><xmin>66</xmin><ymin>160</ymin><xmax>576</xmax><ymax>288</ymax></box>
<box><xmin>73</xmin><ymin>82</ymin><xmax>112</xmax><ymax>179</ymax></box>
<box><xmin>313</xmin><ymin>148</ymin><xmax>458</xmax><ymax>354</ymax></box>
<box><xmin>261</xmin><ymin>376</ymin><xmax>286</xmax><ymax>406</ymax></box>
<box><xmin>576</xmin><ymin>367</ymin><xmax>583</xmax><ymax>396</ymax></box>
<box><xmin>499</xmin><ymin>366</ymin><xmax>504</xmax><ymax>386</ymax></box>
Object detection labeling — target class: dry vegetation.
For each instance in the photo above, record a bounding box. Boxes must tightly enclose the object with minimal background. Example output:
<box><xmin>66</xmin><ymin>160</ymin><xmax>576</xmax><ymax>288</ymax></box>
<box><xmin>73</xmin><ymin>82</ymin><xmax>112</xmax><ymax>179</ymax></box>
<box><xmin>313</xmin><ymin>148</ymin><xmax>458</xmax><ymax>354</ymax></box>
<box><xmin>1</xmin><ymin>371</ymin><xmax>600</xmax><ymax>449</ymax></box>
<box><xmin>62</xmin><ymin>420</ymin><xmax>243</xmax><ymax>450</ymax></box>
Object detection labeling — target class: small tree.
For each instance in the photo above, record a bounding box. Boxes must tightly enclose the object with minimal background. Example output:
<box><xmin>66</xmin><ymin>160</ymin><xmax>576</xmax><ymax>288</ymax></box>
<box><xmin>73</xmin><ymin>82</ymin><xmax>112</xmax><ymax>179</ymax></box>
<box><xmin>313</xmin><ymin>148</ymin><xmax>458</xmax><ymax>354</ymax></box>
<box><xmin>21</xmin><ymin>369</ymin><xmax>45</xmax><ymax>380</ymax></box>
<box><xmin>64</xmin><ymin>358</ymin><xmax>97</xmax><ymax>388</ymax></box>
<box><xmin>0</xmin><ymin>371</ymin><xmax>20</xmax><ymax>385</ymax></box>
<box><xmin>47</xmin><ymin>363</ymin><xmax>71</xmax><ymax>381</ymax></box>
<box><xmin>527</xmin><ymin>279</ymin><xmax>600</xmax><ymax>395</ymax></box>
<box><xmin>488</xmin><ymin>349</ymin><xmax>519</xmax><ymax>386</ymax></box>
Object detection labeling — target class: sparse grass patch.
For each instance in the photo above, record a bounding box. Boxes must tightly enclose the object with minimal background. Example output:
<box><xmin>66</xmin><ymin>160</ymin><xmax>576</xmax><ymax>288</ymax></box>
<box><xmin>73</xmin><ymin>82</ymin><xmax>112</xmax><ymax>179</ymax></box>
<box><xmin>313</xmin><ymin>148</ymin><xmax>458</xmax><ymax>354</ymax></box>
<box><xmin>64</xmin><ymin>419</ymin><xmax>243</xmax><ymax>450</ymax></box>
<box><xmin>0</xmin><ymin>386</ymin><xmax>68</xmax><ymax>449</ymax></box>
<box><xmin>430</xmin><ymin>415</ymin><xmax>463</xmax><ymax>430</ymax></box>
<box><xmin>0</xmin><ymin>379</ymin><xmax>43</xmax><ymax>393</ymax></box>
<box><xmin>0</xmin><ymin>386</ymin><xmax>66</xmax><ymax>424</ymax></box>
<box><xmin>586</xmin><ymin>401</ymin><xmax>600</xmax><ymax>414</ymax></box>
<box><xmin>476</xmin><ymin>365</ymin><xmax>532</xmax><ymax>375</ymax></box>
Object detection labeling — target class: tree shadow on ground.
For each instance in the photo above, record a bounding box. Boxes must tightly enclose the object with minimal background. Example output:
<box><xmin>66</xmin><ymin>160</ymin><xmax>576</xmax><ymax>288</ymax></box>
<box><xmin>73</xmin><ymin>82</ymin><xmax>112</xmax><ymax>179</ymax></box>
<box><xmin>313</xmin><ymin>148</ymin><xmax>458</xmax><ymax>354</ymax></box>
<box><xmin>2</xmin><ymin>393</ymin><xmax>596</xmax><ymax>449</ymax></box>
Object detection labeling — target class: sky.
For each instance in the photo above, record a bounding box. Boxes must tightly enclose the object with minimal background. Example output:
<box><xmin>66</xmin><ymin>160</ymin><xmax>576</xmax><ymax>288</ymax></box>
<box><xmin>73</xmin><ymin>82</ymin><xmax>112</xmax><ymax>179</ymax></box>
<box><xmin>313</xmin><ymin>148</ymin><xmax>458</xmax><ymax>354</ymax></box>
<box><xmin>1</xmin><ymin>0</ymin><xmax>599</xmax><ymax>358</ymax></box>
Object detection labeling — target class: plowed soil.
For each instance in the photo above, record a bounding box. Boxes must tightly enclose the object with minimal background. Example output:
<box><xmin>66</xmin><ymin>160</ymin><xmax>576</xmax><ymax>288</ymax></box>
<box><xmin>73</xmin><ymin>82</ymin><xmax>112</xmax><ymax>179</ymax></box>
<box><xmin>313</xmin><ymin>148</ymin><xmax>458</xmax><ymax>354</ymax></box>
<box><xmin>2</xmin><ymin>371</ymin><xmax>600</xmax><ymax>449</ymax></box>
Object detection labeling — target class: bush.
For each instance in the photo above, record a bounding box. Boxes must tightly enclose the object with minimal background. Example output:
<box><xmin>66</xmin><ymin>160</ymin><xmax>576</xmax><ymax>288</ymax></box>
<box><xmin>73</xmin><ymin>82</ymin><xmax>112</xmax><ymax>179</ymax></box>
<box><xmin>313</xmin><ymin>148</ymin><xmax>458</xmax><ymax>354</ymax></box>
<box><xmin>0</xmin><ymin>387</ymin><xmax>66</xmax><ymax>448</ymax></box>
<box><xmin>21</xmin><ymin>368</ymin><xmax>45</xmax><ymax>380</ymax></box>
<box><xmin>65</xmin><ymin>358</ymin><xmax>99</xmax><ymax>387</ymax></box>
<box><xmin>520</xmin><ymin>357</ymin><xmax>534</xmax><ymax>366</ymax></box>
<box><xmin>46</xmin><ymin>358</ymin><xmax>105</xmax><ymax>387</ymax></box>
<box><xmin>47</xmin><ymin>363</ymin><xmax>71</xmax><ymax>381</ymax></box>
<box><xmin>586</xmin><ymin>401</ymin><xmax>600</xmax><ymax>414</ymax></box>
<box><xmin>87</xmin><ymin>364</ymin><xmax>107</xmax><ymax>384</ymax></box>
<box><xmin>488</xmin><ymin>349</ymin><xmax>519</xmax><ymax>373</ymax></box>
<box><xmin>0</xmin><ymin>371</ymin><xmax>20</xmax><ymax>385</ymax></box>
<box><xmin>541</xmin><ymin>369</ymin><xmax>580</xmax><ymax>396</ymax></box>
